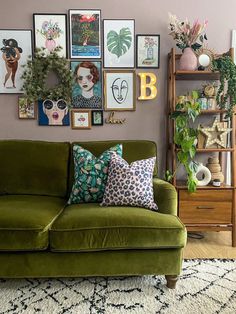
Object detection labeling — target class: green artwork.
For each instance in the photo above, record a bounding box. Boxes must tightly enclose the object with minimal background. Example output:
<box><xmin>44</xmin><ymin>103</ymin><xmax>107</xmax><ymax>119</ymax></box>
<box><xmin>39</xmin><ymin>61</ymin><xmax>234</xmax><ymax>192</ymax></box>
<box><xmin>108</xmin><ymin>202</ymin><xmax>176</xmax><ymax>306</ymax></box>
<box><xmin>107</xmin><ymin>28</ymin><xmax>132</xmax><ymax>58</ymax></box>
<box><xmin>68</xmin><ymin>144</ymin><xmax>122</xmax><ymax>204</ymax></box>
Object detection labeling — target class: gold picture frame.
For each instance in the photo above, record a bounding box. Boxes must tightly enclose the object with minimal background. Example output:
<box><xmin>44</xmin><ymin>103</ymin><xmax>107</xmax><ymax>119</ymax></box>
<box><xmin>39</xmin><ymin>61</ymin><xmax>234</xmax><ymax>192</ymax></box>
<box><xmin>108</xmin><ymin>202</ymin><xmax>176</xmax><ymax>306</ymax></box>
<box><xmin>104</xmin><ymin>70</ymin><xmax>136</xmax><ymax>111</ymax></box>
<box><xmin>71</xmin><ymin>109</ymin><xmax>91</xmax><ymax>129</ymax></box>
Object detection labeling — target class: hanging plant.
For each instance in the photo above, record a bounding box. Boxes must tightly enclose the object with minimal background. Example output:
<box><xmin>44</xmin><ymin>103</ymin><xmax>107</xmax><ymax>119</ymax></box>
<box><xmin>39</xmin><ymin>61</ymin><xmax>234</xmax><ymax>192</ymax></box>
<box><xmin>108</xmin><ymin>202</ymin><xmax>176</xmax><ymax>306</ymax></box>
<box><xmin>212</xmin><ymin>55</ymin><xmax>236</xmax><ymax>117</ymax></box>
<box><xmin>165</xmin><ymin>91</ymin><xmax>201</xmax><ymax>192</ymax></box>
<box><xmin>21</xmin><ymin>47</ymin><xmax>73</xmax><ymax>103</ymax></box>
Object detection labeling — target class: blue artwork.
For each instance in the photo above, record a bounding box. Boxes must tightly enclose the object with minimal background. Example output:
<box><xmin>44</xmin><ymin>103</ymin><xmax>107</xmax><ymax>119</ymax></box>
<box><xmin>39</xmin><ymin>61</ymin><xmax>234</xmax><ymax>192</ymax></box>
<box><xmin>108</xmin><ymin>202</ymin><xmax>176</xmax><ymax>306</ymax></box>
<box><xmin>38</xmin><ymin>100</ymin><xmax>70</xmax><ymax>126</ymax></box>
<box><xmin>71</xmin><ymin>61</ymin><xmax>102</xmax><ymax>109</ymax></box>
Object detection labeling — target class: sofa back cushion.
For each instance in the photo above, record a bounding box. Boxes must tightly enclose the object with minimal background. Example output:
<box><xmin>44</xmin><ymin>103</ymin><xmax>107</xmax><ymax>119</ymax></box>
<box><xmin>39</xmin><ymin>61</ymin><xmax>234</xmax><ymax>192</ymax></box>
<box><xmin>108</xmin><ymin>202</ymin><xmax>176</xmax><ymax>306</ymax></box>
<box><xmin>68</xmin><ymin>140</ymin><xmax>157</xmax><ymax>195</ymax></box>
<box><xmin>0</xmin><ymin>140</ymin><xmax>70</xmax><ymax>197</ymax></box>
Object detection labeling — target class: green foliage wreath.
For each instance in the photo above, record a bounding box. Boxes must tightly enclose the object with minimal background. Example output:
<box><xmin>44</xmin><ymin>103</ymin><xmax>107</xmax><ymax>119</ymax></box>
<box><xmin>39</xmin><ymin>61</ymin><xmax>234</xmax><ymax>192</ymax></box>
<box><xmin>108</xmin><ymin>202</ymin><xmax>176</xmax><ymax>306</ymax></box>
<box><xmin>21</xmin><ymin>47</ymin><xmax>73</xmax><ymax>103</ymax></box>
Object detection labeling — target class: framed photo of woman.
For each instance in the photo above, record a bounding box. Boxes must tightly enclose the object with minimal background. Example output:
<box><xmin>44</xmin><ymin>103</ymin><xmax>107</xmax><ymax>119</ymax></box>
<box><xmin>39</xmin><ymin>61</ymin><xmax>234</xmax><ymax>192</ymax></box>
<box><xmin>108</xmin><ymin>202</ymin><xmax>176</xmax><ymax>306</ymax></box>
<box><xmin>69</xmin><ymin>9</ymin><xmax>101</xmax><ymax>59</ymax></box>
<box><xmin>103</xmin><ymin>19</ymin><xmax>135</xmax><ymax>68</ymax></box>
<box><xmin>136</xmin><ymin>34</ymin><xmax>160</xmax><ymax>68</ymax></box>
<box><xmin>71</xmin><ymin>61</ymin><xmax>102</xmax><ymax>109</ymax></box>
<box><xmin>0</xmin><ymin>29</ymin><xmax>32</xmax><ymax>94</ymax></box>
<box><xmin>104</xmin><ymin>70</ymin><xmax>136</xmax><ymax>111</ymax></box>
<box><xmin>33</xmin><ymin>14</ymin><xmax>67</xmax><ymax>57</ymax></box>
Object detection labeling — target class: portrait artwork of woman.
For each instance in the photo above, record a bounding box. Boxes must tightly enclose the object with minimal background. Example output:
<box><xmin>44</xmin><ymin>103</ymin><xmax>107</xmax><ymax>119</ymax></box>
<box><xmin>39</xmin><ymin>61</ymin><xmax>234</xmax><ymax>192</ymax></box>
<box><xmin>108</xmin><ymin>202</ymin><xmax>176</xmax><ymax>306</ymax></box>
<box><xmin>72</xmin><ymin>61</ymin><xmax>102</xmax><ymax>109</ymax></box>
<box><xmin>1</xmin><ymin>38</ymin><xmax>22</xmax><ymax>89</ymax></box>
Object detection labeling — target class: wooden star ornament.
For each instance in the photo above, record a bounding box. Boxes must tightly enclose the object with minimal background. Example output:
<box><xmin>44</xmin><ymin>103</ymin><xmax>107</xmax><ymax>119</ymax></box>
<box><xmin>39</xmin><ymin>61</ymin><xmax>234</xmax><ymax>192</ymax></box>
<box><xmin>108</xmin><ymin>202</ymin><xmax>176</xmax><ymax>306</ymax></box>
<box><xmin>200</xmin><ymin>118</ymin><xmax>232</xmax><ymax>148</ymax></box>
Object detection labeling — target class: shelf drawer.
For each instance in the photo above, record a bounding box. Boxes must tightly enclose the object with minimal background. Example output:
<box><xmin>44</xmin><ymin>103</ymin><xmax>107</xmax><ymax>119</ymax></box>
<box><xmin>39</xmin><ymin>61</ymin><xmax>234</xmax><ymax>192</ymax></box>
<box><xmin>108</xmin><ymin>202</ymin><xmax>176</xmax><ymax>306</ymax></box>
<box><xmin>178</xmin><ymin>190</ymin><xmax>232</xmax><ymax>224</ymax></box>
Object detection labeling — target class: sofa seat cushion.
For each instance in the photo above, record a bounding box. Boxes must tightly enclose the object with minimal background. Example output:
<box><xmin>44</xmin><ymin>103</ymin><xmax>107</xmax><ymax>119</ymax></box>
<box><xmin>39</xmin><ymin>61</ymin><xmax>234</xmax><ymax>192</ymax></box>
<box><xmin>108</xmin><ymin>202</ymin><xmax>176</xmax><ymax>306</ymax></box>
<box><xmin>50</xmin><ymin>203</ymin><xmax>186</xmax><ymax>252</ymax></box>
<box><xmin>0</xmin><ymin>195</ymin><xmax>66</xmax><ymax>251</ymax></box>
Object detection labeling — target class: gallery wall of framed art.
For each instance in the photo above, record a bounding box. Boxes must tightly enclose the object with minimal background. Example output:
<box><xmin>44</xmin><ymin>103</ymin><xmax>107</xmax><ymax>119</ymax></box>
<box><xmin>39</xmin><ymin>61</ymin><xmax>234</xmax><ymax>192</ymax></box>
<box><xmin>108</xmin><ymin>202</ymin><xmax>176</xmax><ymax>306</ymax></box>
<box><xmin>0</xmin><ymin>6</ymin><xmax>160</xmax><ymax>131</ymax></box>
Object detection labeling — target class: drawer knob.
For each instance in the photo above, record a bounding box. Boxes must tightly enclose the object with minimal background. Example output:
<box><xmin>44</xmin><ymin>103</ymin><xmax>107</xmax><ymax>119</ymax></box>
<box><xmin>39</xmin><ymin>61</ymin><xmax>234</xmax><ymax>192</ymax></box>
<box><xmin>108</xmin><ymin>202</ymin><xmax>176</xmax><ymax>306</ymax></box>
<box><xmin>196</xmin><ymin>206</ymin><xmax>215</xmax><ymax>210</ymax></box>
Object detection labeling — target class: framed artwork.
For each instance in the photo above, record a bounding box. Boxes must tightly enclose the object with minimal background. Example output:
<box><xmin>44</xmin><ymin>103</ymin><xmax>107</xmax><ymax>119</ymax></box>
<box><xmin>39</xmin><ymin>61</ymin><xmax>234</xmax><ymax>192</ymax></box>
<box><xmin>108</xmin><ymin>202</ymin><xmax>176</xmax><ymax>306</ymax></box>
<box><xmin>33</xmin><ymin>14</ymin><xmax>67</xmax><ymax>57</ymax></box>
<box><xmin>91</xmin><ymin>110</ymin><xmax>103</xmax><ymax>125</ymax></box>
<box><xmin>71</xmin><ymin>109</ymin><xmax>91</xmax><ymax>129</ymax></box>
<box><xmin>104</xmin><ymin>70</ymin><xmax>136</xmax><ymax>111</ymax></box>
<box><xmin>69</xmin><ymin>9</ymin><xmax>101</xmax><ymax>59</ymax></box>
<box><xmin>71</xmin><ymin>61</ymin><xmax>102</xmax><ymax>109</ymax></box>
<box><xmin>38</xmin><ymin>99</ymin><xmax>70</xmax><ymax>126</ymax></box>
<box><xmin>18</xmin><ymin>97</ymin><xmax>36</xmax><ymax>119</ymax></box>
<box><xmin>136</xmin><ymin>34</ymin><xmax>160</xmax><ymax>68</ymax></box>
<box><xmin>103</xmin><ymin>19</ymin><xmax>135</xmax><ymax>68</ymax></box>
<box><xmin>0</xmin><ymin>29</ymin><xmax>32</xmax><ymax>94</ymax></box>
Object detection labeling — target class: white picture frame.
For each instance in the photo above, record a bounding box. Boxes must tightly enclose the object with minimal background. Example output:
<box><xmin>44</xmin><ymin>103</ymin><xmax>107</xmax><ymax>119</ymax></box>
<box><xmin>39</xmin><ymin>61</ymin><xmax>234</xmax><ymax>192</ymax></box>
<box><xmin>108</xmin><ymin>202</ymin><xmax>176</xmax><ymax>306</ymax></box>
<box><xmin>0</xmin><ymin>29</ymin><xmax>32</xmax><ymax>94</ymax></box>
<box><xmin>231</xmin><ymin>30</ymin><xmax>236</xmax><ymax>64</ymax></box>
<box><xmin>104</xmin><ymin>70</ymin><xmax>136</xmax><ymax>111</ymax></box>
<box><xmin>103</xmin><ymin>19</ymin><xmax>135</xmax><ymax>68</ymax></box>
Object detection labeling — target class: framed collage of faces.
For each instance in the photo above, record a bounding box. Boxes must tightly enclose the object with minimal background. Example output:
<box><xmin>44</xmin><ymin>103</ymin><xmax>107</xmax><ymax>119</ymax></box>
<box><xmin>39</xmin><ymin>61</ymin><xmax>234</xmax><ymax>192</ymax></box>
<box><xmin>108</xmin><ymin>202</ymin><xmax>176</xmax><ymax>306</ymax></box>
<box><xmin>5</xmin><ymin>10</ymin><xmax>160</xmax><ymax>129</ymax></box>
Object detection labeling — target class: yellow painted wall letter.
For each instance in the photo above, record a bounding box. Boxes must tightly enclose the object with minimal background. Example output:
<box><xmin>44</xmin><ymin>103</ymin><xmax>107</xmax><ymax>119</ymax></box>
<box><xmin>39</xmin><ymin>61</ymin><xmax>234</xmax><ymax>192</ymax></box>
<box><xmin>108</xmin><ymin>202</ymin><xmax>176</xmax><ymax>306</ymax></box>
<box><xmin>138</xmin><ymin>72</ymin><xmax>157</xmax><ymax>100</ymax></box>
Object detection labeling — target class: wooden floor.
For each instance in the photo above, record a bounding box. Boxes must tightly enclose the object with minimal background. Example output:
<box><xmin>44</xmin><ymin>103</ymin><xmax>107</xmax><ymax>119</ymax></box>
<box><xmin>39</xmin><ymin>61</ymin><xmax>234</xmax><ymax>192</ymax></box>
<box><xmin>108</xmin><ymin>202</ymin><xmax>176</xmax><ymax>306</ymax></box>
<box><xmin>183</xmin><ymin>231</ymin><xmax>236</xmax><ymax>259</ymax></box>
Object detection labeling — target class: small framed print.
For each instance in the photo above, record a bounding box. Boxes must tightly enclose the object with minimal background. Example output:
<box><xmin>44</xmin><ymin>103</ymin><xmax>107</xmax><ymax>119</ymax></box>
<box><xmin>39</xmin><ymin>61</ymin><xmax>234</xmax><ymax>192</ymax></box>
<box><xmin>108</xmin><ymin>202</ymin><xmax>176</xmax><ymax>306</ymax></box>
<box><xmin>0</xmin><ymin>29</ymin><xmax>32</xmax><ymax>94</ymax></box>
<box><xmin>71</xmin><ymin>109</ymin><xmax>91</xmax><ymax>129</ymax></box>
<box><xmin>136</xmin><ymin>34</ymin><xmax>160</xmax><ymax>68</ymax></box>
<box><xmin>69</xmin><ymin>9</ymin><xmax>101</xmax><ymax>59</ymax></box>
<box><xmin>71</xmin><ymin>61</ymin><xmax>102</xmax><ymax>109</ymax></box>
<box><xmin>91</xmin><ymin>110</ymin><xmax>103</xmax><ymax>126</ymax></box>
<box><xmin>104</xmin><ymin>70</ymin><xmax>136</xmax><ymax>111</ymax></box>
<box><xmin>103</xmin><ymin>19</ymin><xmax>135</xmax><ymax>68</ymax></box>
<box><xmin>33</xmin><ymin>13</ymin><xmax>67</xmax><ymax>57</ymax></box>
<box><xmin>18</xmin><ymin>97</ymin><xmax>36</xmax><ymax>119</ymax></box>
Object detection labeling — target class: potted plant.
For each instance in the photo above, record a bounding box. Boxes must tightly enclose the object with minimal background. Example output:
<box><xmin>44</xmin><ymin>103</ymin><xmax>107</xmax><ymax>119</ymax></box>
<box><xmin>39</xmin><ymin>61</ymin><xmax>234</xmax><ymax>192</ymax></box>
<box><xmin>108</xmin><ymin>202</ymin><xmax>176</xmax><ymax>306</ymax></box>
<box><xmin>165</xmin><ymin>91</ymin><xmax>201</xmax><ymax>192</ymax></box>
<box><xmin>213</xmin><ymin>54</ymin><xmax>236</xmax><ymax>117</ymax></box>
<box><xmin>168</xmin><ymin>13</ymin><xmax>208</xmax><ymax>70</ymax></box>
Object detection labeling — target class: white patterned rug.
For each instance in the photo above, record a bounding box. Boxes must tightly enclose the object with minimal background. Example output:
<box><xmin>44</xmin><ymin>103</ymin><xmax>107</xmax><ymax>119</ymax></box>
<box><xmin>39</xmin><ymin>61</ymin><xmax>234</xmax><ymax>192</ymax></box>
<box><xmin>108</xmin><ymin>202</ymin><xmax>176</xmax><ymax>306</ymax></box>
<box><xmin>0</xmin><ymin>259</ymin><xmax>236</xmax><ymax>314</ymax></box>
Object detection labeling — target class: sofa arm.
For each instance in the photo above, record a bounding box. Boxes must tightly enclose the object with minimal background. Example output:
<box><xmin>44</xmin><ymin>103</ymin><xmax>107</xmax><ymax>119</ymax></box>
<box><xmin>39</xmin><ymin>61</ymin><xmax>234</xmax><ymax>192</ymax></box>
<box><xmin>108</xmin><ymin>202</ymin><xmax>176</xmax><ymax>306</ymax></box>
<box><xmin>153</xmin><ymin>178</ymin><xmax>177</xmax><ymax>215</ymax></box>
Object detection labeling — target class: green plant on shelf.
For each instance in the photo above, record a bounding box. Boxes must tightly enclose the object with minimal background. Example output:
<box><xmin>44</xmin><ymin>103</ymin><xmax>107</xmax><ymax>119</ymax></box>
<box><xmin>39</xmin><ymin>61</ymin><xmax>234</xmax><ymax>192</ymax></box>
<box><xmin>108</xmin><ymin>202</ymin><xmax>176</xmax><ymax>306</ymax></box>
<box><xmin>213</xmin><ymin>55</ymin><xmax>236</xmax><ymax>118</ymax></box>
<box><xmin>165</xmin><ymin>91</ymin><xmax>201</xmax><ymax>192</ymax></box>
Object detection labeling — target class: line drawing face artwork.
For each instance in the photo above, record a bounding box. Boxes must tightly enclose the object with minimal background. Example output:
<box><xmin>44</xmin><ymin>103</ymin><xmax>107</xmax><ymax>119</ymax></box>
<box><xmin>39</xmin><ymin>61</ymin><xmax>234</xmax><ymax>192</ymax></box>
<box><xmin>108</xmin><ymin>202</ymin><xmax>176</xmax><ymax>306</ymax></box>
<box><xmin>104</xmin><ymin>71</ymin><xmax>135</xmax><ymax>111</ymax></box>
<box><xmin>111</xmin><ymin>78</ymin><xmax>128</xmax><ymax>104</ymax></box>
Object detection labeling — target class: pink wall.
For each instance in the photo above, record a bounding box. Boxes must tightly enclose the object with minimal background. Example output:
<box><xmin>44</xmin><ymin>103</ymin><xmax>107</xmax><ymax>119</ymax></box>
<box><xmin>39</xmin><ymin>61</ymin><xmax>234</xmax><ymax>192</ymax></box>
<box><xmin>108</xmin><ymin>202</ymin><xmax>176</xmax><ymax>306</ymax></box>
<box><xmin>0</xmin><ymin>0</ymin><xmax>235</xmax><ymax>177</ymax></box>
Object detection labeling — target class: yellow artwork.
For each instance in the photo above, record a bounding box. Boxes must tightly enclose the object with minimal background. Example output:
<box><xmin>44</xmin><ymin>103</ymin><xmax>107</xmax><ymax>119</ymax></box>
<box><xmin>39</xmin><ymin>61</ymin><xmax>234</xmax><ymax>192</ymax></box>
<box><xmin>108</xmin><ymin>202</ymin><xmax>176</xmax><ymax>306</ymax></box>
<box><xmin>138</xmin><ymin>73</ymin><xmax>157</xmax><ymax>100</ymax></box>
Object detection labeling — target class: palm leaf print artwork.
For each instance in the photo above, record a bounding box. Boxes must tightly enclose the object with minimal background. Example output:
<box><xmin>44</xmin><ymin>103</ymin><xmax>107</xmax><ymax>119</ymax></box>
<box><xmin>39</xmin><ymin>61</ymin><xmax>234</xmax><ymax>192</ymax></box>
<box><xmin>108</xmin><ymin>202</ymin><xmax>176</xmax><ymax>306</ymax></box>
<box><xmin>107</xmin><ymin>27</ymin><xmax>132</xmax><ymax>58</ymax></box>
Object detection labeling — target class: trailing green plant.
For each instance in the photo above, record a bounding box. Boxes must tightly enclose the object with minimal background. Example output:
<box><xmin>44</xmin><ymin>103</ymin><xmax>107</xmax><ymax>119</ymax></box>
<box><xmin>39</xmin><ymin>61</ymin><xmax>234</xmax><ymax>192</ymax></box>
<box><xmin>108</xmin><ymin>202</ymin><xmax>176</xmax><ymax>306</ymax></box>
<box><xmin>166</xmin><ymin>91</ymin><xmax>201</xmax><ymax>192</ymax></box>
<box><xmin>21</xmin><ymin>47</ymin><xmax>73</xmax><ymax>103</ymax></box>
<box><xmin>212</xmin><ymin>55</ymin><xmax>236</xmax><ymax>117</ymax></box>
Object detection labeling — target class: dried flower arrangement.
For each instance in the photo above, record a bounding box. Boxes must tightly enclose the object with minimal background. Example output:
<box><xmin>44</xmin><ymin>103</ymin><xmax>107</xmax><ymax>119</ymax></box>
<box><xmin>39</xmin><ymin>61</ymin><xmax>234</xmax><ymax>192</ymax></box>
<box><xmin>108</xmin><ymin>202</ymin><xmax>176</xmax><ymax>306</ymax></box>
<box><xmin>168</xmin><ymin>13</ymin><xmax>208</xmax><ymax>51</ymax></box>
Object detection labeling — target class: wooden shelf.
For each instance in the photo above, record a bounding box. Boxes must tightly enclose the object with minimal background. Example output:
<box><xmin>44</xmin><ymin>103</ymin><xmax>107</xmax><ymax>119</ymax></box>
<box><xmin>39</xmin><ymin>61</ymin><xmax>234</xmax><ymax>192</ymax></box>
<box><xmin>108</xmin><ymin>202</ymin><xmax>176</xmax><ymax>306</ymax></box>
<box><xmin>176</xmin><ymin>181</ymin><xmax>234</xmax><ymax>189</ymax></box>
<box><xmin>175</xmin><ymin>70</ymin><xmax>220</xmax><ymax>80</ymax></box>
<box><xmin>176</xmin><ymin>148</ymin><xmax>233</xmax><ymax>152</ymax></box>
<box><xmin>172</xmin><ymin>109</ymin><xmax>227</xmax><ymax>114</ymax></box>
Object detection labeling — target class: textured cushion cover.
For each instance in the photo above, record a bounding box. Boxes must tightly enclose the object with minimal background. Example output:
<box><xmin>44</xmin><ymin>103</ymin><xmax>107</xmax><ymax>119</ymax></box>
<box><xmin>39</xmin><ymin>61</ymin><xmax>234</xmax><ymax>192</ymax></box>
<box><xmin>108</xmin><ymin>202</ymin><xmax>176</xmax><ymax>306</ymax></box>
<box><xmin>68</xmin><ymin>144</ymin><xmax>122</xmax><ymax>204</ymax></box>
<box><xmin>68</xmin><ymin>140</ymin><xmax>158</xmax><ymax>195</ymax></box>
<box><xmin>50</xmin><ymin>203</ymin><xmax>186</xmax><ymax>252</ymax></box>
<box><xmin>0</xmin><ymin>140</ymin><xmax>70</xmax><ymax>197</ymax></box>
<box><xmin>101</xmin><ymin>154</ymin><xmax>158</xmax><ymax>210</ymax></box>
<box><xmin>0</xmin><ymin>195</ymin><xmax>66</xmax><ymax>250</ymax></box>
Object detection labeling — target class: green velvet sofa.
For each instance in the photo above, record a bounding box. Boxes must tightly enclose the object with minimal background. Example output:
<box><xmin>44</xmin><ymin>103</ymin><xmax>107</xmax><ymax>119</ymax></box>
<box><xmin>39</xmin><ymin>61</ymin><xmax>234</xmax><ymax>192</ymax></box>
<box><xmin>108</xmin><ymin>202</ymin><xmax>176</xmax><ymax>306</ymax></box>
<box><xmin>0</xmin><ymin>139</ymin><xmax>187</xmax><ymax>289</ymax></box>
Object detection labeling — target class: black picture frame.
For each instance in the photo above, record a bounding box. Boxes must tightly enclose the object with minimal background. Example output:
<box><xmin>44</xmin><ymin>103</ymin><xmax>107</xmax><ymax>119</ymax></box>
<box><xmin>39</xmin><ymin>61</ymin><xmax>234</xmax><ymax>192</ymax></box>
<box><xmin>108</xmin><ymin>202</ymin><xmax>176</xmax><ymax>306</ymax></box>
<box><xmin>103</xmin><ymin>19</ymin><xmax>135</xmax><ymax>68</ymax></box>
<box><xmin>136</xmin><ymin>34</ymin><xmax>160</xmax><ymax>69</ymax></box>
<box><xmin>91</xmin><ymin>110</ymin><xmax>103</xmax><ymax>125</ymax></box>
<box><xmin>0</xmin><ymin>29</ymin><xmax>33</xmax><ymax>94</ymax></box>
<box><xmin>68</xmin><ymin>9</ymin><xmax>102</xmax><ymax>59</ymax></box>
<box><xmin>33</xmin><ymin>13</ymin><xmax>68</xmax><ymax>58</ymax></box>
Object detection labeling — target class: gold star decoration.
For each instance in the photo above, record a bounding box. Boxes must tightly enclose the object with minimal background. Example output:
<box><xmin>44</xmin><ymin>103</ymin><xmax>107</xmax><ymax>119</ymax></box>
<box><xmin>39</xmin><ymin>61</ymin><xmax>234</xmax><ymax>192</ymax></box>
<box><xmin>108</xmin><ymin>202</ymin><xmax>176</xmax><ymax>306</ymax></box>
<box><xmin>200</xmin><ymin>118</ymin><xmax>232</xmax><ymax>148</ymax></box>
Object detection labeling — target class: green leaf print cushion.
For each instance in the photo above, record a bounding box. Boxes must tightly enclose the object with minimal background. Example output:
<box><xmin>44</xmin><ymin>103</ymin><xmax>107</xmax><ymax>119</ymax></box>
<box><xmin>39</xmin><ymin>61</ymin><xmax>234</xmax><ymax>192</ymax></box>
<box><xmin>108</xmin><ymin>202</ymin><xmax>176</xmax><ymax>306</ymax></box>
<box><xmin>68</xmin><ymin>144</ymin><xmax>122</xmax><ymax>204</ymax></box>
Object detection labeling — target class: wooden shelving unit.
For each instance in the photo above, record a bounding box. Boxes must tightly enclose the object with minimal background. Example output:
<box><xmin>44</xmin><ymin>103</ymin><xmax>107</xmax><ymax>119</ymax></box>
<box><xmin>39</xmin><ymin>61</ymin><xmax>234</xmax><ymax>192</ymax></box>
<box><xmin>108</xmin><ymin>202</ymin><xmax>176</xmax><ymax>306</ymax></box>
<box><xmin>167</xmin><ymin>48</ymin><xmax>236</xmax><ymax>247</ymax></box>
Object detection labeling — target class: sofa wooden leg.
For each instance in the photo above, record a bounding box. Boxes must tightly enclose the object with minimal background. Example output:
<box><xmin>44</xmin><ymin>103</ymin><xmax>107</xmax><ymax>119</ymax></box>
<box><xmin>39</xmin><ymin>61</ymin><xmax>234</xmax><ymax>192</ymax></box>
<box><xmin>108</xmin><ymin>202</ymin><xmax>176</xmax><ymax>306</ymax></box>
<box><xmin>165</xmin><ymin>275</ymin><xmax>178</xmax><ymax>289</ymax></box>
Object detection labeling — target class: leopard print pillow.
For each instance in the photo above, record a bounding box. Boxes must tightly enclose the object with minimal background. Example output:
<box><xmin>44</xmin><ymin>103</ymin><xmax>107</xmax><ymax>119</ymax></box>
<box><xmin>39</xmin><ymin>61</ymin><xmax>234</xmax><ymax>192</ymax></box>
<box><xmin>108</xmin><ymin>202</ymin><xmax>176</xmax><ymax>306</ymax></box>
<box><xmin>101</xmin><ymin>153</ymin><xmax>158</xmax><ymax>211</ymax></box>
